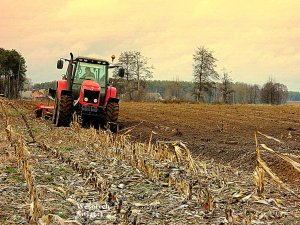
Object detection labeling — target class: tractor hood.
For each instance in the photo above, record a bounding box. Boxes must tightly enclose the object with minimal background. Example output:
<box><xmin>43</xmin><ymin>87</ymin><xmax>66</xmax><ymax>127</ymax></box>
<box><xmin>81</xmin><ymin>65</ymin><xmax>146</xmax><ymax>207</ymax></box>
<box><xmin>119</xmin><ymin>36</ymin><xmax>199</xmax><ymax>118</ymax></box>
<box><xmin>81</xmin><ymin>80</ymin><xmax>100</xmax><ymax>91</ymax></box>
<box><xmin>79</xmin><ymin>80</ymin><xmax>101</xmax><ymax>106</ymax></box>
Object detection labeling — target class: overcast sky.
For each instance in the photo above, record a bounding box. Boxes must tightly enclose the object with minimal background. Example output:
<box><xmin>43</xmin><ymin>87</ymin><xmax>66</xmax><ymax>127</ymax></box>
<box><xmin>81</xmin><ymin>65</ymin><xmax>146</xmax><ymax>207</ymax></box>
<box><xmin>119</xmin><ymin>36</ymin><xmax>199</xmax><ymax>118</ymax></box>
<box><xmin>1</xmin><ymin>0</ymin><xmax>300</xmax><ymax>90</ymax></box>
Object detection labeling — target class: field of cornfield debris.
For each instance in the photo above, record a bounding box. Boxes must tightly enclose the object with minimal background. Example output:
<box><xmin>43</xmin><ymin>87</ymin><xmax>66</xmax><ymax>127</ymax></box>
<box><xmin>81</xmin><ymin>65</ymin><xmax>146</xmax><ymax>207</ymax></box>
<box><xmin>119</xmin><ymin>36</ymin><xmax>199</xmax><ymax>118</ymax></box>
<box><xmin>1</xmin><ymin>99</ymin><xmax>300</xmax><ymax>224</ymax></box>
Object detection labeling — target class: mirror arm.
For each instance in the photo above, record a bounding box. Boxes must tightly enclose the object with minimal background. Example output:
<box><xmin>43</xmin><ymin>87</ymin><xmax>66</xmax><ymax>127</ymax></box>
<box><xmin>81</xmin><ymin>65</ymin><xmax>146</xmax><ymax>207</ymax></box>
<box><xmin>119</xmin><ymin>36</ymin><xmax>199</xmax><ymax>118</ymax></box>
<box><xmin>61</xmin><ymin>58</ymin><xmax>70</xmax><ymax>62</ymax></box>
<box><xmin>108</xmin><ymin>63</ymin><xmax>122</xmax><ymax>69</ymax></box>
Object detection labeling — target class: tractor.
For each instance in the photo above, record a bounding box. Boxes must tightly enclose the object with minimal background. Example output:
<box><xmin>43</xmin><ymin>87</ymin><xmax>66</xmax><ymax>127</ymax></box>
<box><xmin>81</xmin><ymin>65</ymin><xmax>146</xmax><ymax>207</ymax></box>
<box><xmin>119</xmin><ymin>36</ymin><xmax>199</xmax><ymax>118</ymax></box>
<box><xmin>50</xmin><ymin>53</ymin><xmax>124</xmax><ymax>130</ymax></box>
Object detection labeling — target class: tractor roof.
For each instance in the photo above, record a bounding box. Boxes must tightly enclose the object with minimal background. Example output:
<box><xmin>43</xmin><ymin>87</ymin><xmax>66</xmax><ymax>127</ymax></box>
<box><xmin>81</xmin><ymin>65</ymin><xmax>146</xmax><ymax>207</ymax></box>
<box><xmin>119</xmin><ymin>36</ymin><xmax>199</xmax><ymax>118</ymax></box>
<box><xmin>75</xmin><ymin>56</ymin><xmax>110</xmax><ymax>65</ymax></box>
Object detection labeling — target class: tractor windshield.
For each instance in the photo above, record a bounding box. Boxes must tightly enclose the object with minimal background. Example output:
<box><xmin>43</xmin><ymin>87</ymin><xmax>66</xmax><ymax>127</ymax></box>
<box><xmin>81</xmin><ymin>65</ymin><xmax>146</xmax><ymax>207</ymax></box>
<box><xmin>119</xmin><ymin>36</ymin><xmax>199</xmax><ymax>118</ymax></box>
<box><xmin>74</xmin><ymin>62</ymin><xmax>107</xmax><ymax>87</ymax></box>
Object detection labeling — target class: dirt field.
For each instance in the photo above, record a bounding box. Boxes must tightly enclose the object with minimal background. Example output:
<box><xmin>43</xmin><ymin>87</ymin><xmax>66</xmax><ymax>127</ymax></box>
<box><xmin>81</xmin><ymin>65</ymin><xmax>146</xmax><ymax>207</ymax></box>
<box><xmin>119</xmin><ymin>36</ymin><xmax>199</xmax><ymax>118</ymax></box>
<box><xmin>119</xmin><ymin>102</ymin><xmax>300</xmax><ymax>185</ymax></box>
<box><xmin>1</xmin><ymin>99</ymin><xmax>300</xmax><ymax>224</ymax></box>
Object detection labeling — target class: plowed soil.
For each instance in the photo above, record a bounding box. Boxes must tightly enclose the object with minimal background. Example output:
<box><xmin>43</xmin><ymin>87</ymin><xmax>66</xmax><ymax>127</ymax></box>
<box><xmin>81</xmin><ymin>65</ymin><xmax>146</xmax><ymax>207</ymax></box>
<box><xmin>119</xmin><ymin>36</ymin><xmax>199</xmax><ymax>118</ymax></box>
<box><xmin>119</xmin><ymin>102</ymin><xmax>300</xmax><ymax>186</ymax></box>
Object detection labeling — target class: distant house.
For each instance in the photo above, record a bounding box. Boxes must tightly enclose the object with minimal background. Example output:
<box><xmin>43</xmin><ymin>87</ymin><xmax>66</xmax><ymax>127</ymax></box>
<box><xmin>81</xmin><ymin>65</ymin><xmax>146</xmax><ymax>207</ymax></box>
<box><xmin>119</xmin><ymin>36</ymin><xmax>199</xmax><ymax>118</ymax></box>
<box><xmin>21</xmin><ymin>91</ymin><xmax>33</xmax><ymax>99</ymax></box>
<box><xmin>32</xmin><ymin>89</ymin><xmax>49</xmax><ymax>101</ymax></box>
<box><xmin>145</xmin><ymin>92</ymin><xmax>163</xmax><ymax>101</ymax></box>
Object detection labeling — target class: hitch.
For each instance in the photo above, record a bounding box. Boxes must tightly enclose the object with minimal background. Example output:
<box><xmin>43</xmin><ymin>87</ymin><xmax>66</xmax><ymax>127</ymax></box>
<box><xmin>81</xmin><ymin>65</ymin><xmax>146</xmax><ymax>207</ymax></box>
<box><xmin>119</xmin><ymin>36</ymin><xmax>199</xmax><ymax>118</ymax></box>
<box><xmin>106</xmin><ymin>121</ymin><xmax>119</xmax><ymax>133</ymax></box>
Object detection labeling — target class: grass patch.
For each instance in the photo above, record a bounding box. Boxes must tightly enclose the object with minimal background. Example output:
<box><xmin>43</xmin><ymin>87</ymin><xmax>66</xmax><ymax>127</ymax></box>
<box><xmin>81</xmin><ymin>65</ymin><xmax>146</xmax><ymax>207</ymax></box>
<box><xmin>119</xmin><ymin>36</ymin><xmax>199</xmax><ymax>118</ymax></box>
<box><xmin>5</xmin><ymin>166</ymin><xmax>22</xmax><ymax>182</ymax></box>
<box><xmin>54</xmin><ymin>166</ymin><xmax>73</xmax><ymax>174</ymax></box>
<box><xmin>54</xmin><ymin>145</ymin><xmax>74</xmax><ymax>152</ymax></box>
<box><xmin>57</xmin><ymin>211</ymin><xmax>67</xmax><ymax>219</ymax></box>
<box><xmin>45</xmin><ymin>174</ymin><xmax>54</xmax><ymax>182</ymax></box>
<box><xmin>132</xmin><ymin>182</ymin><xmax>152</xmax><ymax>193</ymax></box>
<box><xmin>8</xmin><ymin>174</ymin><xmax>22</xmax><ymax>183</ymax></box>
<box><xmin>31</xmin><ymin>126</ymin><xmax>39</xmax><ymax>133</ymax></box>
<box><xmin>7</xmin><ymin>111</ymin><xmax>20</xmax><ymax>117</ymax></box>
<box><xmin>60</xmin><ymin>146</ymin><xmax>74</xmax><ymax>151</ymax></box>
<box><xmin>5</xmin><ymin>166</ymin><xmax>17</xmax><ymax>174</ymax></box>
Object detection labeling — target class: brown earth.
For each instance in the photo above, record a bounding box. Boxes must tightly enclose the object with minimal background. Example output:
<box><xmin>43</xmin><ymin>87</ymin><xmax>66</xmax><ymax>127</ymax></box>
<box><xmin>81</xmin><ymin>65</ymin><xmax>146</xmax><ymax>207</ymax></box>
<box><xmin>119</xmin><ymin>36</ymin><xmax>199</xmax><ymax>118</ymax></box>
<box><xmin>118</xmin><ymin>102</ymin><xmax>300</xmax><ymax>187</ymax></box>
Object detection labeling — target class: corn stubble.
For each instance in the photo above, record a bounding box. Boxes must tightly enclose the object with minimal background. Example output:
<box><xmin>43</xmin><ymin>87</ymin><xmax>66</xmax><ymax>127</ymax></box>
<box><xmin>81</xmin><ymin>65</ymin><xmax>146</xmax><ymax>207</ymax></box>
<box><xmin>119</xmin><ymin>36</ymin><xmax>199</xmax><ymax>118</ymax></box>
<box><xmin>2</xmin><ymin>104</ymin><xmax>43</xmax><ymax>224</ymax></box>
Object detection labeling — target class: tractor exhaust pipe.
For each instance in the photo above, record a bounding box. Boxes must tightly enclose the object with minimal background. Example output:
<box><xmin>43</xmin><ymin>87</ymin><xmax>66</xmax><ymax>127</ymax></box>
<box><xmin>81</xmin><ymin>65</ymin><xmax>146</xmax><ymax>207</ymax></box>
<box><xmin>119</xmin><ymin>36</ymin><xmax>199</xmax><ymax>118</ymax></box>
<box><xmin>67</xmin><ymin>52</ymin><xmax>74</xmax><ymax>91</ymax></box>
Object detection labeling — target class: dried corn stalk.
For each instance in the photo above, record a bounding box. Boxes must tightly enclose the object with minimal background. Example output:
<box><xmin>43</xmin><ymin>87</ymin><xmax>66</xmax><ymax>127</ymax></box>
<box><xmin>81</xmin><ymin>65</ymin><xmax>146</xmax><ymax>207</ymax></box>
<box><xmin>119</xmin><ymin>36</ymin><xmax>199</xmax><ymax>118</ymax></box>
<box><xmin>254</xmin><ymin>131</ymin><xmax>261</xmax><ymax>160</ymax></box>
<box><xmin>253</xmin><ymin>166</ymin><xmax>265</xmax><ymax>196</ymax></box>
<box><xmin>257</xmin><ymin>131</ymin><xmax>283</xmax><ymax>143</ymax></box>
<box><xmin>260</xmin><ymin>144</ymin><xmax>300</xmax><ymax>173</ymax></box>
<box><xmin>204</xmin><ymin>189</ymin><xmax>214</xmax><ymax>212</ymax></box>
<box><xmin>257</xmin><ymin>157</ymin><xmax>297</xmax><ymax>197</ymax></box>
<box><xmin>256</xmin><ymin>130</ymin><xmax>299</xmax><ymax>198</ymax></box>
<box><xmin>174</xmin><ymin>146</ymin><xmax>183</xmax><ymax>162</ymax></box>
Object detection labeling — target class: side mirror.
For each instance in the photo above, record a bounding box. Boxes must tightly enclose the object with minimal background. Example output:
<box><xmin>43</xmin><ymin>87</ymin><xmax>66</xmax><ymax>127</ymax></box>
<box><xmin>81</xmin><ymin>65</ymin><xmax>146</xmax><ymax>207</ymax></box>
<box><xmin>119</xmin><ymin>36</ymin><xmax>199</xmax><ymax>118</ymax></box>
<box><xmin>118</xmin><ymin>68</ymin><xmax>125</xmax><ymax>78</ymax></box>
<box><xmin>57</xmin><ymin>59</ymin><xmax>64</xmax><ymax>69</ymax></box>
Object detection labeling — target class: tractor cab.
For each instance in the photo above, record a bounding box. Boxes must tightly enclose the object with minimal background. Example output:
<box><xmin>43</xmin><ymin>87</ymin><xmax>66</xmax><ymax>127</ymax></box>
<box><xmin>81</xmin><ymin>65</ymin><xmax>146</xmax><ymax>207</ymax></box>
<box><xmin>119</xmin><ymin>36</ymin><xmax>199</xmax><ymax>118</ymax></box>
<box><xmin>71</xmin><ymin>57</ymin><xmax>110</xmax><ymax>105</ymax></box>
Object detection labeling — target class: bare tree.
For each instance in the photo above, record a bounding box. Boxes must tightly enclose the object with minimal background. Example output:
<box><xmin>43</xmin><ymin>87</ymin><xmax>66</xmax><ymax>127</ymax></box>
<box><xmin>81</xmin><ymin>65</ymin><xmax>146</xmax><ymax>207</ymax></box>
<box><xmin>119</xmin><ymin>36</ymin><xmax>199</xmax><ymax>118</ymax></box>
<box><xmin>193</xmin><ymin>46</ymin><xmax>218</xmax><ymax>102</ymax></box>
<box><xmin>117</xmin><ymin>51</ymin><xmax>136</xmax><ymax>81</ymax></box>
<box><xmin>116</xmin><ymin>51</ymin><xmax>153</xmax><ymax>100</ymax></box>
<box><xmin>220</xmin><ymin>71</ymin><xmax>233</xmax><ymax>104</ymax></box>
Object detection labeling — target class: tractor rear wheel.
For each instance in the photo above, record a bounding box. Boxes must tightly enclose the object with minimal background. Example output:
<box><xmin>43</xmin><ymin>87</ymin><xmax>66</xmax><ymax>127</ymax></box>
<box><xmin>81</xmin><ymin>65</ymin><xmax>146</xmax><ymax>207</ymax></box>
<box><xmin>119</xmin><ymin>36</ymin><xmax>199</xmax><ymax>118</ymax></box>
<box><xmin>105</xmin><ymin>102</ymin><xmax>119</xmax><ymax>132</ymax></box>
<box><xmin>55</xmin><ymin>95</ymin><xmax>73</xmax><ymax>127</ymax></box>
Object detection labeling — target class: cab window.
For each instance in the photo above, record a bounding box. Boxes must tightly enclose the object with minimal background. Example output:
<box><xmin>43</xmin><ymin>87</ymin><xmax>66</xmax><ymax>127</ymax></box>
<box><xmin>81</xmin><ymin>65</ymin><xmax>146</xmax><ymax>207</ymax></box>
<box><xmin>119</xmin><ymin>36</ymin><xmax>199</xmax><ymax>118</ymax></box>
<box><xmin>73</xmin><ymin>62</ymin><xmax>107</xmax><ymax>87</ymax></box>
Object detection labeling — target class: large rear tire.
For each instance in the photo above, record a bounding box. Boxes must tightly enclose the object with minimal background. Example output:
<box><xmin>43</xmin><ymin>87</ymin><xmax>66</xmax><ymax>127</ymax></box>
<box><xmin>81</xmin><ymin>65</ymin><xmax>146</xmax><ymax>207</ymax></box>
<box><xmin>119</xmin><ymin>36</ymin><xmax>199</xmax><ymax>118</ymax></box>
<box><xmin>105</xmin><ymin>102</ymin><xmax>119</xmax><ymax>132</ymax></box>
<box><xmin>55</xmin><ymin>95</ymin><xmax>73</xmax><ymax>127</ymax></box>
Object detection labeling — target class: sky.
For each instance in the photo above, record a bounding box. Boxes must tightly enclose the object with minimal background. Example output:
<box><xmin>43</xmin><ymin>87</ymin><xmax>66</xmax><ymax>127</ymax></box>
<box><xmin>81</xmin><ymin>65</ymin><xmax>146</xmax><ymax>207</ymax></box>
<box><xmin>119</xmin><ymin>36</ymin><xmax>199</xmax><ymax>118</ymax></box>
<box><xmin>1</xmin><ymin>0</ymin><xmax>300</xmax><ymax>90</ymax></box>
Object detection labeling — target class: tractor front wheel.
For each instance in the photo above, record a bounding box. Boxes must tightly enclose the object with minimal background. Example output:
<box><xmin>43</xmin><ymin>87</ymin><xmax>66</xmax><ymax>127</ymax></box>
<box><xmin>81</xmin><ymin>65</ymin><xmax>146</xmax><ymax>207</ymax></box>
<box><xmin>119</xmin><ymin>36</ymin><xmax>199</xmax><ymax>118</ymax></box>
<box><xmin>55</xmin><ymin>95</ymin><xmax>73</xmax><ymax>127</ymax></box>
<box><xmin>105</xmin><ymin>102</ymin><xmax>119</xmax><ymax>132</ymax></box>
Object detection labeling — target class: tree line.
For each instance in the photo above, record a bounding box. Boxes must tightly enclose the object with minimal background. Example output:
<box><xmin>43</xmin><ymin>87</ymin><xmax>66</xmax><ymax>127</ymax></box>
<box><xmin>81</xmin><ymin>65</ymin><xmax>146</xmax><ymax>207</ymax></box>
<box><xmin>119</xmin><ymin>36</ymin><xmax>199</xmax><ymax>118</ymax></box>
<box><xmin>0</xmin><ymin>48</ymin><xmax>27</xmax><ymax>98</ymax></box>
<box><xmin>111</xmin><ymin>48</ymin><xmax>289</xmax><ymax>104</ymax></box>
<box><xmin>4</xmin><ymin>46</ymin><xmax>290</xmax><ymax>105</ymax></box>
<box><xmin>145</xmin><ymin>80</ymin><xmax>289</xmax><ymax>104</ymax></box>
<box><xmin>191</xmin><ymin>46</ymin><xmax>289</xmax><ymax>105</ymax></box>
<box><xmin>288</xmin><ymin>91</ymin><xmax>300</xmax><ymax>101</ymax></box>
<box><xmin>33</xmin><ymin>79</ymin><xmax>291</xmax><ymax>105</ymax></box>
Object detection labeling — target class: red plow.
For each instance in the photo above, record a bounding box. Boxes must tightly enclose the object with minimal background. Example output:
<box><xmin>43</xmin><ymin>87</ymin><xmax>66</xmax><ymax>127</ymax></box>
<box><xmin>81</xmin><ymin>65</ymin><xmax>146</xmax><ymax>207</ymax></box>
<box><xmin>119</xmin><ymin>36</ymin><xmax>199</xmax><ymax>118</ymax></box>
<box><xmin>34</xmin><ymin>103</ymin><xmax>54</xmax><ymax>119</ymax></box>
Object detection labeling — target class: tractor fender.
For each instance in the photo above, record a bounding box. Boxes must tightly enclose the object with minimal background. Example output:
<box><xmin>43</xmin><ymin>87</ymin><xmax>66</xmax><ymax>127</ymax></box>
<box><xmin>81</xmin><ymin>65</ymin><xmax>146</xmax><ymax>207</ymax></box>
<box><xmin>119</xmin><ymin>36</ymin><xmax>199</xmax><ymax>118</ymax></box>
<box><xmin>56</xmin><ymin>80</ymin><xmax>67</xmax><ymax>99</ymax></box>
<box><xmin>108</xmin><ymin>98</ymin><xmax>119</xmax><ymax>103</ymax></box>
<box><xmin>61</xmin><ymin>89</ymin><xmax>72</xmax><ymax>96</ymax></box>
<box><xmin>104</xmin><ymin>86</ymin><xmax>118</xmax><ymax>106</ymax></box>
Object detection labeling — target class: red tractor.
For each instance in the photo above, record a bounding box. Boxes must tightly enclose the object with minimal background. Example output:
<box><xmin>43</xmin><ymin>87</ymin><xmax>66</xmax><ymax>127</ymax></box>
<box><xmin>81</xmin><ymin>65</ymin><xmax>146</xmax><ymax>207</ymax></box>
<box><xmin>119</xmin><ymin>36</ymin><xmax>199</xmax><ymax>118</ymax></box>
<box><xmin>50</xmin><ymin>53</ymin><xmax>124</xmax><ymax>130</ymax></box>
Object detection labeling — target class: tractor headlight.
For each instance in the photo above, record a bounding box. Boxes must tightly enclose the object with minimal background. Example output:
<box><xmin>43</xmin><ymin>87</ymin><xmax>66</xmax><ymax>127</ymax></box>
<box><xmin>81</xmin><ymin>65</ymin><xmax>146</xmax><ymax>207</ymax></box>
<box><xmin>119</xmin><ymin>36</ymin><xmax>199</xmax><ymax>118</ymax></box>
<box><xmin>84</xmin><ymin>97</ymin><xmax>88</xmax><ymax>102</ymax></box>
<box><xmin>93</xmin><ymin>99</ymin><xmax>98</xmax><ymax>103</ymax></box>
